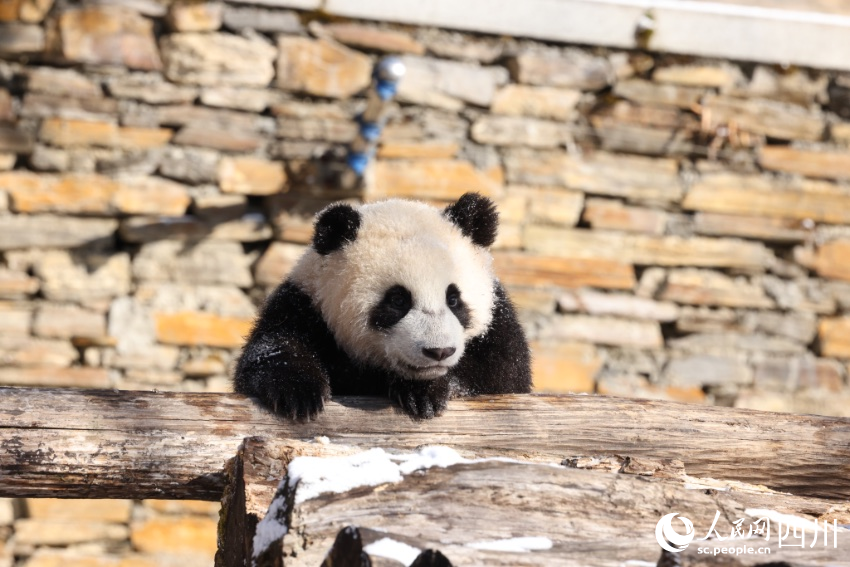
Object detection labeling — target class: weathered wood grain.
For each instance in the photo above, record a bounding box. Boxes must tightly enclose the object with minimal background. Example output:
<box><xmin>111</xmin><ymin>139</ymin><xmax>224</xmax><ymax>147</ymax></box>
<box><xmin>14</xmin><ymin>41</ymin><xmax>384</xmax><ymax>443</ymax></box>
<box><xmin>256</xmin><ymin>450</ymin><xmax>849</xmax><ymax>566</ymax></box>
<box><xmin>1</xmin><ymin>388</ymin><xmax>850</xmax><ymax>501</ymax></box>
<box><xmin>216</xmin><ymin>437</ymin><xmax>360</xmax><ymax>566</ymax></box>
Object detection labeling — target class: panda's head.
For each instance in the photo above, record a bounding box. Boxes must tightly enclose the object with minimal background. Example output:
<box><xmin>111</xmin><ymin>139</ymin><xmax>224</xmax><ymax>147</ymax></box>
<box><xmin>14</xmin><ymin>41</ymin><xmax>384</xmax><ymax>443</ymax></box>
<box><xmin>289</xmin><ymin>193</ymin><xmax>499</xmax><ymax>381</ymax></box>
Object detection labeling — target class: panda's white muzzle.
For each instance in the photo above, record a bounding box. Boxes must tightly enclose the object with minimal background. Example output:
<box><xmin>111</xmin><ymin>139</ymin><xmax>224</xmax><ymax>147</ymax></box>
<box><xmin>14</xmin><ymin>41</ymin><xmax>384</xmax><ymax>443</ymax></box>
<box><xmin>385</xmin><ymin>308</ymin><xmax>465</xmax><ymax>380</ymax></box>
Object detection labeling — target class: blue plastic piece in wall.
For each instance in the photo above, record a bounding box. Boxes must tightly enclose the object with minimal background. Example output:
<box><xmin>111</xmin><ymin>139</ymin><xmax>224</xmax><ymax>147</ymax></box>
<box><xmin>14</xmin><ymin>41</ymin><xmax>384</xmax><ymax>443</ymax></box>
<box><xmin>375</xmin><ymin>79</ymin><xmax>398</xmax><ymax>100</ymax></box>
<box><xmin>358</xmin><ymin>120</ymin><xmax>382</xmax><ymax>142</ymax></box>
<box><xmin>346</xmin><ymin>151</ymin><xmax>370</xmax><ymax>175</ymax></box>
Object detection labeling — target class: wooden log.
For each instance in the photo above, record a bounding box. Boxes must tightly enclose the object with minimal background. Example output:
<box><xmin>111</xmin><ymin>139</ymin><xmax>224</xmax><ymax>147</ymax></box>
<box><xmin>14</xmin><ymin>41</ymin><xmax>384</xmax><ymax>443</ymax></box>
<box><xmin>216</xmin><ymin>437</ymin><xmax>359</xmax><ymax>566</ymax></box>
<box><xmin>1</xmin><ymin>387</ymin><xmax>850</xmax><ymax>501</ymax></box>
<box><xmin>248</xmin><ymin>440</ymin><xmax>848</xmax><ymax>566</ymax></box>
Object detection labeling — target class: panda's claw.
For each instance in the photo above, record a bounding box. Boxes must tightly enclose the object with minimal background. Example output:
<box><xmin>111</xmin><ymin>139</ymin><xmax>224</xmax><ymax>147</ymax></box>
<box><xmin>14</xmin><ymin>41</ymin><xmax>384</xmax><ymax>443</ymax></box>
<box><xmin>267</xmin><ymin>378</ymin><xmax>329</xmax><ymax>421</ymax></box>
<box><xmin>390</xmin><ymin>378</ymin><xmax>449</xmax><ymax>420</ymax></box>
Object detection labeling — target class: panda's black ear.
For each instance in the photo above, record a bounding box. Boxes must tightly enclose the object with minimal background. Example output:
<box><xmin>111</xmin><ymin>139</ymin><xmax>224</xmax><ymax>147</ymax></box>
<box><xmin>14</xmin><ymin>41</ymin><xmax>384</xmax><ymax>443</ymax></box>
<box><xmin>443</xmin><ymin>192</ymin><xmax>499</xmax><ymax>248</ymax></box>
<box><xmin>313</xmin><ymin>203</ymin><xmax>361</xmax><ymax>255</ymax></box>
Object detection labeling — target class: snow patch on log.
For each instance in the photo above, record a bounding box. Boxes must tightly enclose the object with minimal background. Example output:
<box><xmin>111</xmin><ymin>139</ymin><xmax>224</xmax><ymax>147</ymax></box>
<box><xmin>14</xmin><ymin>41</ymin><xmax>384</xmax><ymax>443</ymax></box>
<box><xmin>252</xmin><ymin>445</ymin><xmax>471</xmax><ymax>560</ymax></box>
<box><xmin>363</xmin><ymin>537</ymin><xmax>423</xmax><ymax>565</ymax></box>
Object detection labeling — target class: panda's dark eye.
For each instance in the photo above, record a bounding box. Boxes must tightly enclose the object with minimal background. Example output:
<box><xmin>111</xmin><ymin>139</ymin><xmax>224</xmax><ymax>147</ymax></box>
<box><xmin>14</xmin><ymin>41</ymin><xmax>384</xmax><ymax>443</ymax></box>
<box><xmin>446</xmin><ymin>289</ymin><xmax>459</xmax><ymax>308</ymax></box>
<box><xmin>389</xmin><ymin>292</ymin><xmax>408</xmax><ymax>309</ymax></box>
<box><xmin>446</xmin><ymin>284</ymin><xmax>472</xmax><ymax>329</ymax></box>
<box><xmin>370</xmin><ymin>285</ymin><xmax>413</xmax><ymax>330</ymax></box>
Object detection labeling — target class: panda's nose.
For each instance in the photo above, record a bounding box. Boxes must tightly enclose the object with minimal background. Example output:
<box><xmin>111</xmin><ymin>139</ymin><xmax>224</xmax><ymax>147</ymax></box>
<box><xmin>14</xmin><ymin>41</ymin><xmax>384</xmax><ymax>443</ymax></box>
<box><xmin>422</xmin><ymin>347</ymin><xmax>456</xmax><ymax>361</ymax></box>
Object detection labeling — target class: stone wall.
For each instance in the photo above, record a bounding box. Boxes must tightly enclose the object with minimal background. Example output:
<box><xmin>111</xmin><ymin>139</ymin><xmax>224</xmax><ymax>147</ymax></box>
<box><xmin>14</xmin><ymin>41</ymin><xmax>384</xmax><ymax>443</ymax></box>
<box><xmin>3</xmin><ymin>0</ymin><xmax>850</xmax><ymax>565</ymax></box>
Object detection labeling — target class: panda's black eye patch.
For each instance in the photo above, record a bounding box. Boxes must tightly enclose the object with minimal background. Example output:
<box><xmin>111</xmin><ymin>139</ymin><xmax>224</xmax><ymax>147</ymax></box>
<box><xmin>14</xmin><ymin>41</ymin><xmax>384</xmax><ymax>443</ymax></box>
<box><xmin>370</xmin><ymin>285</ymin><xmax>413</xmax><ymax>330</ymax></box>
<box><xmin>447</xmin><ymin>284</ymin><xmax>472</xmax><ymax>329</ymax></box>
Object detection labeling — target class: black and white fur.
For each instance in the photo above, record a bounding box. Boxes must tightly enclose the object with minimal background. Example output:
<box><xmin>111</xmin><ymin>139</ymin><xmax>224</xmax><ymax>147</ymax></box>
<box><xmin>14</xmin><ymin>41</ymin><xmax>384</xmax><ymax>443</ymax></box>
<box><xmin>233</xmin><ymin>192</ymin><xmax>531</xmax><ymax>419</ymax></box>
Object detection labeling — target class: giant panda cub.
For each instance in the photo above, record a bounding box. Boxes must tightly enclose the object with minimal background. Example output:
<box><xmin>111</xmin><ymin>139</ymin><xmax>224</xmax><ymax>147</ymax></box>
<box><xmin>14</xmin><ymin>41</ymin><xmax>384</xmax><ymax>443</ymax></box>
<box><xmin>234</xmin><ymin>192</ymin><xmax>532</xmax><ymax>420</ymax></box>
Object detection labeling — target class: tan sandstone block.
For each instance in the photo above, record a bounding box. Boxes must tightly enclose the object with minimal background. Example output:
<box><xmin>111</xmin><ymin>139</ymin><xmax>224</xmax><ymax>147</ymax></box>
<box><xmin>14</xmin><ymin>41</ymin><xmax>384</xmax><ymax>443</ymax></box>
<box><xmin>39</xmin><ymin>118</ymin><xmax>116</xmax><ymax>147</ymax></box>
<box><xmin>34</xmin><ymin>250</ymin><xmax>131</xmax><ymax>303</ymax></box>
<box><xmin>154</xmin><ymin>311</ymin><xmax>252</xmax><ymax>348</ymax></box>
<box><xmin>277</xmin><ymin>37</ymin><xmax>371</xmax><ymax>99</ymax></box>
<box><xmin>130</xmin><ymin>516</ymin><xmax>217</xmax><ymax>557</ymax></box>
<box><xmin>181</xmin><ymin>355</ymin><xmax>227</xmax><ymax>377</ymax></box>
<box><xmin>694</xmin><ymin>212</ymin><xmax>808</xmax><ymax>242</ymax></box>
<box><xmin>0</xmin><ymin>336</ymin><xmax>77</xmax><ymax>367</ymax></box>
<box><xmin>0</xmin><ymin>497</ymin><xmax>12</xmax><ymax>525</ymax></box>
<box><xmin>320</xmin><ymin>22</ymin><xmax>424</xmax><ymax>55</ymax></box>
<box><xmin>33</xmin><ymin>304</ymin><xmax>106</xmax><ymax>339</ymax></box>
<box><xmin>808</xmin><ymin>240</ymin><xmax>850</xmax><ymax>283</ymax></box>
<box><xmin>491</xmin><ymin>84</ymin><xmax>581</xmax><ymax>120</ymax></box>
<box><xmin>506</xmin><ymin>287</ymin><xmax>556</xmax><ymax>313</ymax></box>
<box><xmin>471</xmin><ymin>115</ymin><xmax>569</xmax><ymax>148</ymax></box>
<box><xmin>27</xmin><ymin>66</ymin><xmax>100</xmax><ymax>98</ymax></box>
<box><xmin>0</xmin><ymin>366</ymin><xmax>111</xmax><ymax>387</ymax></box>
<box><xmin>218</xmin><ymin>156</ymin><xmax>287</xmax><ymax>196</ymax></box>
<box><xmin>18</xmin><ymin>551</ymin><xmax>119</xmax><ymax>567</ymax></box>
<box><xmin>39</xmin><ymin>118</ymin><xmax>171</xmax><ymax>149</ymax></box>
<box><xmin>3</xmin><ymin>172</ymin><xmax>117</xmax><ymax>214</ymax></box>
<box><xmin>26</xmin><ymin>499</ymin><xmax>132</xmax><ymax>522</ymax></box>
<box><xmin>524</xmin><ymin>226</ymin><xmax>773</xmax><ymax>270</ymax></box>
<box><xmin>511</xmin><ymin>186</ymin><xmax>583</xmax><ymax>226</ymax></box>
<box><xmin>0</xmin><ymin>215</ymin><xmax>117</xmax><ymax>250</ymax></box>
<box><xmin>504</xmin><ymin>149</ymin><xmax>682</xmax><ymax>203</ymax></box>
<box><xmin>508</xmin><ymin>49</ymin><xmax>612</xmax><ymax>90</ymax></box>
<box><xmin>819</xmin><ymin>317</ymin><xmax>850</xmax><ymax>358</ymax></box>
<box><xmin>172</xmin><ymin>126</ymin><xmax>263</xmax><ymax>153</ymax></box>
<box><xmin>653</xmin><ymin>64</ymin><xmax>741</xmax><ymax>89</ymax></box>
<box><xmin>759</xmin><ymin>146</ymin><xmax>850</xmax><ymax>181</ymax></box>
<box><xmin>832</xmin><ymin>122</ymin><xmax>850</xmax><ymax>144</ymax></box>
<box><xmin>702</xmin><ymin>94</ymin><xmax>824</xmax><ymax>141</ymax></box>
<box><xmin>0</xmin><ymin>21</ymin><xmax>44</xmax><ymax>54</ymax></box>
<box><xmin>0</xmin><ymin>0</ymin><xmax>22</xmax><ymax>21</ymax></box>
<box><xmin>531</xmin><ymin>341</ymin><xmax>600</xmax><ymax>393</ymax></box>
<box><xmin>0</xmin><ymin>267</ymin><xmax>39</xmax><ymax>298</ymax></box>
<box><xmin>14</xmin><ymin>518</ymin><xmax>128</xmax><ymax>546</ymax></box>
<box><xmin>660</xmin><ymin>269</ymin><xmax>774</xmax><ymax>309</ymax></box>
<box><xmin>113</xmin><ymin>176</ymin><xmax>191</xmax><ymax>217</ymax></box>
<box><xmin>143</xmin><ymin>500</ymin><xmax>220</xmax><ymax>516</ymax></box>
<box><xmin>685</xmin><ymin>172</ymin><xmax>850</xmax><ymax>224</ymax></box>
<box><xmin>114</xmin><ymin>126</ymin><xmax>173</xmax><ymax>149</ymax></box>
<box><xmin>0</xmin><ymin>301</ymin><xmax>32</xmax><ymax>337</ymax></box>
<box><xmin>377</xmin><ymin>141</ymin><xmax>459</xmax><ymax>159</ymax></box>
<box><xmin>167</xmin><ymin>1</ymin><xmax>222</xmax><ymax>32</ymax></box>
<box><xmin>582</xmin><ymin>198</ymin><xmax>668</xmax><ymax>235</ymax></box>
<box><xmin>614</xmin><ymin>78</ymin><xmax>704</xmax><ymax>109</ymax></box>
<box><xmin>0</xmin><ymin>88</ymin><xmax>12</xmax><ymax>120</ymax></box>
<box><xmin>254</xmin><ymin>242</ymin><xmax>306</xmax><ymax>287</ymax></box>
<box><xmin>161</xmin><ymin>32</ymin><xmax>275</xmax><ymax>86</ymax></box>
<box><xmin>564</xmin><ymin>288</ymin><xmax>679</xmax><ymax>321</ymax></box>
<box><xmin>55</xmin><ymin>5</ymin><xmax>161</xmax><ymax>70</ymax></box>
<box><xmin>0</xmin><ymin>152</ymin><xmax>15</xmax><ymax>170</ymax></box>
<box><xmin>540</xmin><ymin>314</ymin><xmax>664</xmax><ymax>349</ymax></box>
<box><xmin>493</xmin><ymin>252</ymin><xmax>635</xmax><ymax>290</ymax></box>
<box><xmin>371</xmin><ymin>159</ymin><xmax>501</xmax><ymax>201</ymax></box>
<box><xmin>397</xmin><ymin>55</ymin><xmax>507</xmax><ymax>109</ymax></box>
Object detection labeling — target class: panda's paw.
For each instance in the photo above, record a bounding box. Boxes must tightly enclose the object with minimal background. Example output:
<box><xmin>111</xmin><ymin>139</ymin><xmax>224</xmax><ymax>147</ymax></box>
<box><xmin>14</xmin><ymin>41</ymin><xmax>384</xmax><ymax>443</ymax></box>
<box><xmin>390</xmin><ymin>378</ymin><xmax>450</xmax><ymax>420</ymax></box>
<box><xmin>268</xmin><ymin>380</ymin><xmax>330</xmax><ymax>421</ymax></box>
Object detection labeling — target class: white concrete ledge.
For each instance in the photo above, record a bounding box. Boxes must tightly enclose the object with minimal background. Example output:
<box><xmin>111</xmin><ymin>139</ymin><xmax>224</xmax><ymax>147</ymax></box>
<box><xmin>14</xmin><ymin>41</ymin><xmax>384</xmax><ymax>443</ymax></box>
<box><xmin>319</xmin><ymin>0</ymin><xmax>850</xmax><ymax>72</ymax></box>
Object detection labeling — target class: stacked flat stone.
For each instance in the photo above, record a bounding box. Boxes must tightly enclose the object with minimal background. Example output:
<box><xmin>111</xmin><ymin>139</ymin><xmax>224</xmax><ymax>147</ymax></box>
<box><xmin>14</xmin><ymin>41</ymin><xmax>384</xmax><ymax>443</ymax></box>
<box><xmin>3</xmin><ymin>1</ymin><xmax>850</xmax><ymax>563</ymax></box>
<box><xmin>1</xmin><ymin>1</ymin><xmax>850</xmax><ymax>413</ymax></box>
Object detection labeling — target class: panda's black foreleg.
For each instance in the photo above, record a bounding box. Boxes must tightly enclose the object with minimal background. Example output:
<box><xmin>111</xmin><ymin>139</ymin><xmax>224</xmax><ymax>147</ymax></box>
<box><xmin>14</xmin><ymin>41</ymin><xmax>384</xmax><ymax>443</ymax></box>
<box><xmin>233</xmin><ymin>281</ymin><xmax>337</xmax><ymax>421</ymax></box>
<box><xmin>388</xmin><ymin>376</ymin><xmax>450</xmax><ymax>419</ymax></box>
<box><xmin>235</xmin><ymin>337</ymin><xmax>331</xmax><ymax>420</ymax></box>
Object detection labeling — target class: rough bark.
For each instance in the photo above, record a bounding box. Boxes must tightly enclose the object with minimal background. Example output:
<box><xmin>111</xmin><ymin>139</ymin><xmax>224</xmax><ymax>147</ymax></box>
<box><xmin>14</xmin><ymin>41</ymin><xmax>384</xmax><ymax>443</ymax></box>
<box><xmin>252</xmin><ymin>444</ymin><xmax>849</xmax><ymax>566</ymax></box>
<box><xmin>1</xmin><ymin>387</ymin><xmax>849</xmax><ymax>501</ymax></box>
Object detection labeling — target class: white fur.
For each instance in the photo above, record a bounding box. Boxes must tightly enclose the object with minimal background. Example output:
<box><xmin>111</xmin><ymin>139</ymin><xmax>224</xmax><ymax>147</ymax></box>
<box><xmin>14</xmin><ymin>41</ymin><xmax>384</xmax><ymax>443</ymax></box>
<box><xmin>289</xmin><ymin>199</ymin><xmax>496</xmax><ymax>379</ymax></box>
